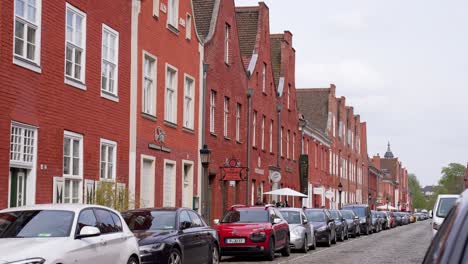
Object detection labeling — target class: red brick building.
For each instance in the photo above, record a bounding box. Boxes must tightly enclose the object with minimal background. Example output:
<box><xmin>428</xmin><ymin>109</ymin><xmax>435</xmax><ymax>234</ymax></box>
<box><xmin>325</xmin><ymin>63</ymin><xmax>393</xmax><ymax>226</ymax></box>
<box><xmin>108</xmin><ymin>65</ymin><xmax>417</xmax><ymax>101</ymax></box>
<box><xmin>0</xmin><ymin>0</ymin><xmax>132</xmax><ymax>208</ymax></box>
<box><xmin>129</xmin><ymin>0</ymin><xmax>202</xmax><ymax>209</ymax></box>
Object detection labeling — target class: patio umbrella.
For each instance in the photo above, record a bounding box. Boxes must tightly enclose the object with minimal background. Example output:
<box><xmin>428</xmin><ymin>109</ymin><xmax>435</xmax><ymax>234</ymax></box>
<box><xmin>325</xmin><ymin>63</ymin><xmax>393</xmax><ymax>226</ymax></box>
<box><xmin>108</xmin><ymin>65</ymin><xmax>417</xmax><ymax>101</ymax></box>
<box><xmin>377</xmin><ymin>204</ymin><xmax>397</xmax><ymax>210</ymax></box>
<box><xmin>263</xmin><ymin>188</ymin><xmax>307</xmax><ymax>207</ymax></box>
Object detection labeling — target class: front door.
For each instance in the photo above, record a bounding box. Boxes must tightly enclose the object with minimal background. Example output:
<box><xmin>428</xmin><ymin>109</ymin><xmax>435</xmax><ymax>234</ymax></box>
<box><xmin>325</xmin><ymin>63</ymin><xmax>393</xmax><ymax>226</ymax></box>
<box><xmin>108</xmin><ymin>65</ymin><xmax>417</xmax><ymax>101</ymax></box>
<box><xmin>9</xmin><ymin>168</ymin><xmax>28</xmax><ymax>208</ymax></box>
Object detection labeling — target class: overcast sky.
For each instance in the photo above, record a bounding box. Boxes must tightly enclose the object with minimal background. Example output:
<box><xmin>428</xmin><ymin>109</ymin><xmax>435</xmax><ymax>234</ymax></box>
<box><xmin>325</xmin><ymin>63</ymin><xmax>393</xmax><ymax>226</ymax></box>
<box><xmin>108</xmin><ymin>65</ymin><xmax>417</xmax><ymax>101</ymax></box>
<box><xmin>235</xmin><ymin>0</ymin><xmax>468</xmax><ymax>187</ymax></box>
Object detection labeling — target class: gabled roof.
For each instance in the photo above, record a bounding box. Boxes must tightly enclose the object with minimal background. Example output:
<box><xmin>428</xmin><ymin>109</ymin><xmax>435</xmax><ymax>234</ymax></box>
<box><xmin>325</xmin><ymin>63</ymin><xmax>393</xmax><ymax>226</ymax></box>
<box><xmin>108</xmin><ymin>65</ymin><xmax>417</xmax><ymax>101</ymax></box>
<box><xmin>192</xmin><ymin>0</ymin><xmax>217</xmax><ymax>42</ymax></box>
<box><xmin>235</xmin><ymin>7</ymin><xmax>259</xmax><ymax>69</ymax></box>
<box><xmin>270</xmin><ymin>35</ymin><xmax>283</xmax><ymax>87</ymax></box>
<box><xmin>296</xmin><ymin>89</ymin><xmax>330</xmax><ymax>133</ymax></box>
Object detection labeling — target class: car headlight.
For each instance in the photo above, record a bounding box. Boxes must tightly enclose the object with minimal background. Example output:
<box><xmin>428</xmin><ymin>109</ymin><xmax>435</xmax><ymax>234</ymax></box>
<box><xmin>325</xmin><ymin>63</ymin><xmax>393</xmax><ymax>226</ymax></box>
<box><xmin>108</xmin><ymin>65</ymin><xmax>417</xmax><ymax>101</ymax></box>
<box><xmin>317</xmin><ymin>226</ymin><xmax>327</xmax><ymax>232</ymax></box>
<box><xmin>292</xmin><ymin>228</ymin><xmax>301</xmax><ymax>236</ymax></box>
<box><xmin>360</xmin><ymin>219</ymin><xmax>366</xmax><ymax>224</ymax></box>
<box><xmin>7</xmin><ymin>258</ymin><xmax>45</xmax><ymax>264</ymax></box>
<box><xmin>139</xmin><ymin>243</ymin><xmax>165</xmax><ymax>254</ymax></box>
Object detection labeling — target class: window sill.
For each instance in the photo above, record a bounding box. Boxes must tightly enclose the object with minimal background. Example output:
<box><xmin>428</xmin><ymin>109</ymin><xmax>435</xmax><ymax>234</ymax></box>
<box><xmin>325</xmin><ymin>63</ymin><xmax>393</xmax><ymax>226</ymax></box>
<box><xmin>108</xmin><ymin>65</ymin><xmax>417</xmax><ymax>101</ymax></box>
<box><xmin>262</xmin><ymin>91</ymin><xmax>267</xmax><ymax>96</ymax></box>
<box><xmin>167</xmin><ymin>24</ymin><xmax>180</xmax><ymax>35</ymax></box>
<box><xmin>141</xmin><ymin>112</ymin><xmax>157</xmax><ymax>122</ymax></box>
<box><xmin>210</xmin><ymin>132</ymin><xmax>217</xmax><ymax>138</ymax></box>
<box><xmin>183</xmin><ymin>127</ymin><xmax>195</xmax><ymax>134</ymax></box>
<box><xmin>99</xmin><ymin>178</ymin><xmax>116</xmax><ymax>183</ymax></box>
<box><xmin>224</xmin><ymin>62</ymin><xmax>230</xmax><ymax>67</ymax></box>
<box><xmin>236</xmin><ymin>140</ymin><xmax>242</xmax><ymax>144</ymax></box>
<box><xmin>13</xmin><ymin>56</ymin><xmax>42</xmax><ymax>73</ymax></box>
<box><xmin>224</xmin><ymin>136</ymin><xmax>231</xmax><ymax>141</ymax></box>
<box><xmin>101</xmin><ymin>91</ymin><xmax>119</xmax><ymax>102</ymax></box>
<box><xmin>164</xmin><ymin>120</ymin><xmax>178</xmax><ymax>129</ymax></box>
<box><xmin>65</xmin><ymin>77</ymin><xmax>87</xmax><ymax>90</ymax></box>
<box><xmin>252</xmin><ymin>146</ymin><xmax>258</xmax><ymax>150</ymax></box>
<box><xmin>261</xmin><ymin>149</ymin><xmax>266</xmax><ymax>153</ymax></box>
<box><xmin>270</xmin><ymin>152</ymin><xmax>274</xmax><ymax>155</ymax></box>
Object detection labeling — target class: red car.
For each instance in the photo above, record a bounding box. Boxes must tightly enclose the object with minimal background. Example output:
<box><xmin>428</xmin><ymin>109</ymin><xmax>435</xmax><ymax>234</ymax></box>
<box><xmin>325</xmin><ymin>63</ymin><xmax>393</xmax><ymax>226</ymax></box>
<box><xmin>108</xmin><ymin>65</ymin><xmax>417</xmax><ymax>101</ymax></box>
<box><xmin>214</xmin><ymin>205</ymin><xmax>290</xmax><ymax>261</ymax></box>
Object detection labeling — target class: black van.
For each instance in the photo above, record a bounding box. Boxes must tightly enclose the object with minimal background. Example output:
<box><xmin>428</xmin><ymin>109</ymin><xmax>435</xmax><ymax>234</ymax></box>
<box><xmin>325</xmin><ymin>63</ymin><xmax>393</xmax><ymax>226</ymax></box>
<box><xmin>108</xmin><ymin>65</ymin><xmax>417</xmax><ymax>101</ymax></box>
<box><xmin>341</xmin><ymin>204</ymin><xmax>372</xmax><ymax>235</ymax></box>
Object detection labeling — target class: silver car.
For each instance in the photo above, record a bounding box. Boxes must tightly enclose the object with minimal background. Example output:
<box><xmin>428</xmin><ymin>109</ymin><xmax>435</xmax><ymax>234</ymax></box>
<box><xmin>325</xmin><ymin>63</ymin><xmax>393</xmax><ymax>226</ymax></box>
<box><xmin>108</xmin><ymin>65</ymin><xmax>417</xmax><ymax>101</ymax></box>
<box><xmin>279</xmin><ymin>208</ymin><xmax>316</xmax><ymax>252</ymax></box>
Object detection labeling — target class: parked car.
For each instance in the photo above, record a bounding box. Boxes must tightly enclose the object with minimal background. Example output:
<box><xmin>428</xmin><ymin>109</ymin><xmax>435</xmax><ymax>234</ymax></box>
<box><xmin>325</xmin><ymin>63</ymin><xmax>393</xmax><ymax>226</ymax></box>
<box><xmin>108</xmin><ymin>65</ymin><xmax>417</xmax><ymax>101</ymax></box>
<box><xmin>378</xmin><ymin>211</ymin><xmax>389</xmax><ymax>230</ymax></box>
<box><xmin>304</xmin><ymin>208</ymin><xmax>336</xmax><ymax>247</ymax></box>
<box><xmin>122</xmin><ymin>208</ymin><xmax>219</xmax><ymax>264</ymax></box>
<box><xmin>385</xmin><ymin>211</ymin><xmax>395</xmax><ymax>228</ymax></box>
<box><xmin>329</xmin><ymin>209</ymin><xmax>348</xmax><ymax>241</ymax></box>
<box><xmin>213</xmin><ymin>205</ymin><xmax>290</xmax><ymax>261</ymax></box>
<box><xmin>341</xmin><ymin>204</ymin><xmax>372</xmax><ymax>235</ymax></box>
<box><xmin>432</xmin><ymin>194</ymin><xmax>460</xmax><ymax>236</ymax></box>
<box><xmin>409</xmin><ymin>213</ymin><xmax>416</xmax><ymax>223</ymax></box>
<box><xmin>0</xmin><ymin>204</ymin><xmax>140</xmax><ymax>264</ymax></box>
<box><xmin>340</xmin><ymin>209</ymin><xmax>360</xmax><ymax>237</ymax></box>
<box><xmin>370</xmin><ymin>211</ymin><xmax>381</xmax><ymax>233</ymax></box>
<box><xmin>423</xmin><ymin>189</ymin><xmax>467</xmax><ymax>264</ymax></box>
<box><xmin>278</xmin><ymin>208</ymin><xmax>316</xmax><ymax>252</ymax></box>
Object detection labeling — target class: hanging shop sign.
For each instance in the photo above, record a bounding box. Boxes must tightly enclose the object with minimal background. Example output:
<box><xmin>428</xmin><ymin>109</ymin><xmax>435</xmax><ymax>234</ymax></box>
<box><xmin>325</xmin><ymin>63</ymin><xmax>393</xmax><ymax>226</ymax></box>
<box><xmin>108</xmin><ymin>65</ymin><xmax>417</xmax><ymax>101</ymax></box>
<box><xmin>220</xmin><ymin>158</ymin><xmax>246</xmax><ymax>181</ymax></box>
<box><xmin>269</xmin><ymin>171</ymin><xmax>282</xmax><ymax>183</ymax></box>
<box><xmin>299</xmin><ymin>155</ymin><xmax>309</xmax><ymax>195</ymax></box>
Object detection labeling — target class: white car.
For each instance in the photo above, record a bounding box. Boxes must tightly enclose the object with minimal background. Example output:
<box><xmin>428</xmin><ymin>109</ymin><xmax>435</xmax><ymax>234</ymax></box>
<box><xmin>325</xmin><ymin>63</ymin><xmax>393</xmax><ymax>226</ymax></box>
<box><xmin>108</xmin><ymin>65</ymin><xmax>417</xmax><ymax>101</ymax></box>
<box><xmin>0</xmin><ymin>204</ymin><xmax>140</xmax><ymax>264</ymax></box>
<box><xmin>432</xmin><ymin>194</ymin><xmax>459</xmax><ymax>236</ymax></box>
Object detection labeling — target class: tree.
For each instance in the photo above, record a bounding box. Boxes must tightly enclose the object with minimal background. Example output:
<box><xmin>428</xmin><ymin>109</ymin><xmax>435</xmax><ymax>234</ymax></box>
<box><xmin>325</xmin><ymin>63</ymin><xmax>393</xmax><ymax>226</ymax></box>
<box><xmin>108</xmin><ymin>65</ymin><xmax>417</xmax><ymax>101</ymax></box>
<box><xmin>438</xmin><ymin>163</ymin><xmax>465</xmax><ymax>194</ymax></box>
<box><xmin>408</xmin><ymin>173</ymin><xmax>427</xmax><ymax>210</ymax></box>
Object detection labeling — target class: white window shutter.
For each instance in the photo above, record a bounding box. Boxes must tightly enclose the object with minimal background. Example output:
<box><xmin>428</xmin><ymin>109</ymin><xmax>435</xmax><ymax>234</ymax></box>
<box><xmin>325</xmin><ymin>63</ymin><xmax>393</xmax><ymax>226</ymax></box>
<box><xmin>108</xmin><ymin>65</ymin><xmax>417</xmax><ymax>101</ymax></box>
<box><xmin>84</xmin><ymin>179</ymin><xmax>95</xmax><ymax>204</ymax></box>
<box><xmin>153</xmin><ymin>0</ymin><xmax>160</xmax><ymax>17</ymax></box>
<box><xmin>53</xmin><ymin>177</ymin><xmax>65</xmax><ymax>204</ymax></box>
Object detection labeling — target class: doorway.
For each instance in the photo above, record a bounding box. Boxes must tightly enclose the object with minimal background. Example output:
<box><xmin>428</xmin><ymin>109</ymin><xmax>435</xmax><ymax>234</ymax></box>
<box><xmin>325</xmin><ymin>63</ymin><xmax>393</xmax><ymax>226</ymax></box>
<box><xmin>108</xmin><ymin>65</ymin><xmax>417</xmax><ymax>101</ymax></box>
<box><xmin>9</xmin><ymin>168</ymin><xmax>28</xmax><ymax>208</ymax></box>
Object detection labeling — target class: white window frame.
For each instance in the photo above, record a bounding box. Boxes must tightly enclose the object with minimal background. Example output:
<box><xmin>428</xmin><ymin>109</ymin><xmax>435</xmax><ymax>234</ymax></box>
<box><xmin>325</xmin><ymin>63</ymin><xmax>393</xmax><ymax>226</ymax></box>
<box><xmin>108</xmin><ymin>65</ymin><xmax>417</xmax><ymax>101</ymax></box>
<box><xmin>13</xmin><ymin>0</ymin><xmax>42</xmax><ymax>73</ymax></box>
<box><xmin>269</xmin><ymin>120</ymin><xmax>273</xmax><ymax>153</ymax></box>
<box><xmin>101</xmin><ymin>24</ymin><xmax>119</xmax><ymax>100</ymax></box>
<box><xmin>236</xmin><ymin>103</ymin><xmax>241</xmax><ymax>142</ymax></box>
<box><xmin>224</xmin><ymin>24</ymin><xmax>230</xmax><ymax>64</ymax></box>
<box><xmin>62</xmin><ymin>131</ymin><xmax>83</xmax><ymax>204</ymax></box>
<box><xmin>262</xmin><ymin>63</ymin><xmax>266</xmax><ymax>93</ymax></box>
<box><xmin>224</xmin><ymin>96</ymin><xmax>230</xmax><ymax>138</ymax></box>
<box><xmin>167</xmin><ymin>0</ymin><xmax>179</xmax><ymax>29</ymax></box>
<box><xmin>292</xmin><ymin>133</ymin><xmax>295</xmax><ymax>160</ymax></box>
<box><xmin>186</xmin><ymin>13</ymin><xmax>192</xmax><ymax>40</ymax></box>
<box><xmin>100</xmin><ymin>138</ymin><xmax>117</xmax><ymax>181</ymax></box>
<box><xmin>181</xmin><ymin>160</ymin><xmax>194</xmax><ymax>208</ymax></box>
<box><xmin>210</xmin><ymin>90</ymin><xmax>216</xmax><ymax>133</ymax></box>
<box><xmin>280</xmin><ymin>127</ymin><xmax>284</xmax><ymax>157</ymax></box>
<box><xmin>165</xmin><ymin>64</ymin><xmax>178</xmax><ymax>124</ymax></box>
<box><xmin>64</xmin><ymin>3</ymin><xmax>86</xmax><ymax>89</ymax></box>
<box><xmin>252</xmin><ymin>111</ymin><xmax>257</xmax><ymax>147</ymax></box>
<box><xmin>163</xmin><ymin>159</ymin><xmax>177</xmax><ymax>207</ymax></box>
<box><xmin>153</xmin><ymin>0</ymin><xmax>160</xmax><ymax>17</ymax></box>
<box><xmin>9</xmin><ymin>122</ymin><xmax>37</xmax><ymax>167</ymax></box>
<box><xmin>261</xmin><ymin>115</ymin><xmax>265</xmax><ymax>150</ymax></box>
<box><xmin>286</xmin><ymin>130</ymin><xmax>290</xmax><ymax>159</ymax></box>
<box><xmin>142</xmin><ymin>51</ymin><xmax>157</xmax><ymax>116</ymax></box>
<box><xmin>183</xmin><ymin>74</ymin><xmax>195</xmax><ymax>129</ymax></box>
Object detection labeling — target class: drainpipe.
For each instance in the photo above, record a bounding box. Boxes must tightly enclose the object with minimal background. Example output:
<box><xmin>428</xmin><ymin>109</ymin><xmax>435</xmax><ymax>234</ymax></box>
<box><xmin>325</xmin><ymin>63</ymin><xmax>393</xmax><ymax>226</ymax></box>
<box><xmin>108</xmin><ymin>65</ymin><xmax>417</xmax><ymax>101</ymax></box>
<box><xmin>246</xmin><ymin>87</ymin><xmax>253</xmax><ymax>206</ymax></box>
<box><xmin>276</xmin><ymin>102</ymin><xmax>282</xmax><ymax>168</ymax></box>
<box><xmin>200</xmin><ymin>63</ymin><xmax>209</xmax><ymax>220</ymax></box>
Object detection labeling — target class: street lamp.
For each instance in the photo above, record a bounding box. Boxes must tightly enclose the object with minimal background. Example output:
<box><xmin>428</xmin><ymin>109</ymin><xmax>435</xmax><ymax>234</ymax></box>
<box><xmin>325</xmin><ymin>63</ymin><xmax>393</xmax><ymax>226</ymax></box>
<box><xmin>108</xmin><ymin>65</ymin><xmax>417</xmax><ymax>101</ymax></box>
<box><xmin>397</xmin><ymin>202</ymin><xmax>401</xmax><ymax>211</ymax></box>
<box><xmin>368</xmin><ymin>192</ymin><xmax>372</xmax><ymax>209</ymax></box>
<box><xmin>338</xmin><ymin>182</ymin><xmax>343</xmax><ymax>209</ymax></box>
<box><xmin>200</xmin><ymin>144</ymin><xmax>211</xmax><ymax>221</ymax></box>
<box><xmin>386</xmin><ymin>197</ymin><xmax>389</xmax><ymax>211</ymax></box>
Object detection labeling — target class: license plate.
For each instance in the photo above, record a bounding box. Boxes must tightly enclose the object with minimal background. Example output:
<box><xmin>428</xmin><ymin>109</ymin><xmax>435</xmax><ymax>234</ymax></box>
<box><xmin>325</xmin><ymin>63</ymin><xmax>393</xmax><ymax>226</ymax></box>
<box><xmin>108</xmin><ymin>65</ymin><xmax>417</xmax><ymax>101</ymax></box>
<box><xmin>225</xmin><ymin>238</ymin><xmax>245</xmax><ymax>244</ymax></box>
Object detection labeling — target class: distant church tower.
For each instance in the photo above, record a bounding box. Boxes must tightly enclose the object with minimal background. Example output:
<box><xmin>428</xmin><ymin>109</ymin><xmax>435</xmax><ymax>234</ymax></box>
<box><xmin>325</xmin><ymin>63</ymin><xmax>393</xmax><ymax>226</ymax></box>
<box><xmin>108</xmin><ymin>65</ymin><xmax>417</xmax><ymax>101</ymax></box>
<box><xmin>384</xmin><ymin>142</ymin><xmax>394</xmax><ymax>159</ymax></box>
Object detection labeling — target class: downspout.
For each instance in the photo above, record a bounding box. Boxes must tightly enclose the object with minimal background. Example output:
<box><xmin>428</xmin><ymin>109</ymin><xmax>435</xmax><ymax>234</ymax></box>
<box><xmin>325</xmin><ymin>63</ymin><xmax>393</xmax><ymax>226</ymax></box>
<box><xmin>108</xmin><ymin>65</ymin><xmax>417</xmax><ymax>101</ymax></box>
<box><xmin>246</xmin><ymin>87</ymin><xmax>253</xmax><ymax>206</ymax></box>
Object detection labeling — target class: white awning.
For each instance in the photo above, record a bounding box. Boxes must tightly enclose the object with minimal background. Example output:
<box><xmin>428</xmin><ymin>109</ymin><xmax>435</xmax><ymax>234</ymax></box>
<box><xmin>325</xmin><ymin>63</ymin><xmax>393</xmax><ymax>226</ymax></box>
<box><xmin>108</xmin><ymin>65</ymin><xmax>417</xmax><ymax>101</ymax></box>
<box><xmin>263</xmin><ymin>187</ymin><xmax>308</xmax><ymax>198</ymax></box>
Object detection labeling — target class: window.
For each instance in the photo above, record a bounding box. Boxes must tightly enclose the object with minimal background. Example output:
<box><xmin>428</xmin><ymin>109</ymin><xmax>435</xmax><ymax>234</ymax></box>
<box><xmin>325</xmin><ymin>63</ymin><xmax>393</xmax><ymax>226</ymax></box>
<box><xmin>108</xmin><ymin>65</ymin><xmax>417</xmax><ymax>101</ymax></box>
<box><xmin>292</xmin><ymin>133</ymin><xmax>295</xmax><ymax>160</ymax></box>
<box><xmin>261</xmin><ymin>116</ymin><xmax>265</xmax><ymax>150</ymax></box>
<box><xmin>287</xmin><ymin>84</ymin><xmax>291</xmax><ymax>109</ymax></box>
<box><xmin>209</xmin><ymin>90</ymin><xmax>216</xmax><ymax>133</ymax></box>
<box><xmin>269</xmin><ymin>120</ymin><xmax>273</xmax><ymax>153</ymax></box>
<box><xmin>76</xmin><ymin>209</ymin><xmax>98</xmax><ymax>234</ymax></box>
<box><xmin>94</xmin><ymin>209</ymin><xmax>121</xmax><ymax>234</ymax></box>
<box><xmin>65</xmin><ymin>4</ymin><xmax>86</xmax><ymax>85</ymax></box>
<box><xmin>13</xmin><ymin>0</ymin><xmax>42</xmax><ymax>69</ymax></box>
<box><xmin>179</xmin><ymin>210</ymin><xmax>191</xmax><ymax>226</ymax></box>
<box><xmin>101</xmin><ymin>25</ymin><xmax>119</xmax><ymax>97</ymax></box>
<box><xmin>186</xmin><ymin>14</ymin><xmax>192</xmax><ymax>39</ymax></box>
<box><xmin>10</xmin><ymin>123</ymin><xmax>36</xmax><ymax>166</ymax></box>
<box><xmin>100</xmin><ymin>139</ymin><xmax>117</xmax><ymax>180</ymax></box>
<box><xmin>262</xmin><ymin>63</ymin><xmax>266</xmax><ymax>93</ymax></box>
<box><xmin>165</xmin><ymin>66</ymin><xmax>177</xmax><ymax>123</ymax></box>
<box><xmin>183</xmin><ymin>75</ymin><xmax>194</xmax><ymax>129</ymax></box>
<box><xmin>167</xmin><ymin>0</ymin><xmax>179</xmax><ymax>28</ymax></box>
<box><xmin>252</xmin><ymin>111</ymin><xmax>257</xmax><ymax>147</ymax></box>
<box><xmin>236</xmin><ymin>103</ymin><xmax>241</xmax><ymax>141</ymax></box>
<box><xmin>188</xmin><ymin>211</ymin><xmax>203</xmax><ymax>227</ymax></box>
<box><xmin>63</xmin><ymin>131</ymin><xmax>83</xmax><ymax>203</ymax></box>
<box><xmin>143</xmin><ymin>53</ymin><xmax>156</xmax><ymax>116</ymax></box>
<box><xmin>152</xmin><ymin>0</ymin><xmax>160</xmax><ymax>17</ymax></box>
<box><xmin>223</xmin><ymin>97</ymin><xmax>230</xmax><ymax>138</ymax></box>
<box><xmin>224</xmin><ymin>24</ymin><xmax>231</xmax><ymax>64</ymax></box>
<box><xmin>286</xmin><ymin>130</ymin><xmax>290</xmax><ymax>159</ymax></box>
<box><xmin>163</xmin><ymin>161</ymin><xmax>176</xmax><ymax>207</ymax></box>
<box><xmin>280</xmin><ymin>127</ymin><xmax>284</xmax><ymax>157</ymax></box>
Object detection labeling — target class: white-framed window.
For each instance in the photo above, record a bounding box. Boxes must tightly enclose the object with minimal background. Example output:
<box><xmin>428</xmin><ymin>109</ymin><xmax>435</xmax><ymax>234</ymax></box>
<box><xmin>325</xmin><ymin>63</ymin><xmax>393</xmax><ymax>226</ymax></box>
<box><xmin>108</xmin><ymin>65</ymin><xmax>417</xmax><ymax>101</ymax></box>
<box><xmin>186</xmin><ymin>13</ymin><xmax>192</xmax><ymax>40</ymax></box>
<box><xmin>65</xmin><ymin>3</ymin><xmax>86</xmax><ymax>86</ymax></box>
<box><xmin>252</xmin><ymin>111</ymin><xmax>257</xmax><ymax>147</ymax></box>
<box><xmin>10</xmin><ymin>123</ymin><xmax>36</xmax><ymax>167</ymax></box>
<box><xmin>280</xmin><ymin>127</ymin><xmax>284</xmax><ymax>157</ymax></box>
<box><xmin>165</xmin><ymin>65</ymin><xmax>178</xmax><ymax>123</ymax></box>
<box><xmin>292</xmin><ymin>133</ymin><xmax>295</xmax><ymax>160</ymax></box>
<box><xmin>305</xmin><ymin>139</ymin><xmax>309</xmax><ymax>155</ymax></box>
<box><xmin>163</xmin><ymin>160</ymin><xmax>176</xmax><ymax>207</ymax></box>
<box><xmin>209</xmin><ymin>90</ymin><xmax>216</xmax><ymax>133</ymax></box>
<box><xmin>223</xmin><ymin>97</ymin><xmax>230</xmax><ymax>138</ymax></box>
<box><xmin>287</xmin><ymin>84</ymin><xmax>291</xmax><ymax>109</ymax></box>
<box><xmin>269</xmin><ymin>120</ymin><xmax>273</xmax><ymax>153</ymax></box>
<box><xmin>13</xmin><ymin>0</ymin><xmax>42</xmax><ymax>70</ymax></box>
<box><xmin>100</xmin><ymin>139</ymin><xmax>117</xmax><ymax>181</ymax></box>
<box><xmin>63</xmin><ymin>131</ymin><xmax>83</xmax><ymax>204</ymax></box>
<box><xmin>183</xmin><ymin>75</ymin><xmax>195</xmax><ymax>129</ymax></box>
<box><xmin>101</xmin><ymin>24</ymin><xmax>119</xmax><ymax>98</ymax></box>
<box><xmin>167</xmin><ymin>0</ymin><xmax>179</xmax><ymax>29</ymax></box>
<box><xmin>286</xmin><ymin>130</ymin><xmax>290</xmax><ymax>159</ymax></box>
<box><xmin>262</xmin><ymin>63</ymin><xmax>266</xmax><ymax>93</ymax></box>
<box><xmin>261</xmin><ymin>115</ymin><xmax>265</xmax><ymax>150</ymax></box>
<box><xmin>142</xmin><ymin>52</ymin><xmax>157</xmax><ymax>116</ymax></box>
<box><xmin>153</xmin><ymin>0</ymin><xmax>160</xmax><ymax>17</ymax></box>
<box><xmin>224</xmin><ymin>24</ymin><xmax>230</xmax><ymax>64</ymax></box>
<box><xmin>236</xmin><ymin>103</ymin><xmax>241</xmax><ymax>141</ymax></box>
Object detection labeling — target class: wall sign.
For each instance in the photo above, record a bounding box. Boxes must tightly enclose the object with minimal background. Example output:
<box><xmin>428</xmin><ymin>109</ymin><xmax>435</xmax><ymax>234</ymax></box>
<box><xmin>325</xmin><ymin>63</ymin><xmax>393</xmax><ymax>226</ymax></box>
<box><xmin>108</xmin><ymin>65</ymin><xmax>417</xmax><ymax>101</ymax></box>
<box><xmin>269</xmin><ymin>171</ymin><xmax>281</xmax><ymax>183</ymax></box>
<box><xmin>299</xmin><ymin>155</ymin><xmax>309</xmax><ymax>195</ymax></box>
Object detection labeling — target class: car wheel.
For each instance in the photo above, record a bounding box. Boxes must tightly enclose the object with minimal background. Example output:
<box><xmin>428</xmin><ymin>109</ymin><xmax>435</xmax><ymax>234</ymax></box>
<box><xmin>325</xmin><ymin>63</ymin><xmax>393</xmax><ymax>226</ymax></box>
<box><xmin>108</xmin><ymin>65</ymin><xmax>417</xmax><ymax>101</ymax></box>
<box><xmin>281</xmin><ymin>236</ymin><xmax>291</xmax><ymax>256</ymax></box>
<box><xmin>265</xmin><ymin>237</ymin><xmax>275</xmax><ymax>261</ymax></box>
<box><xmin>209</xmin><ymin>245</ymin><xmax>220</xmax><ymax>264</ymax></box>
<box><xmin>332</xmin><ymin>231</ymin><xmax>337</xmax><ymax>244</ymax></box>
<box><xmin>310</xmin><ymin>233</ymin><xmax>316</xmax><ymax>250</ymax></box>
<box><xmin>339</xmin><ymin>229</ymin><xmax>344</xmax><ymax>241</ymax></box>
<box><xmin>300</xmin><ymin>236</ymin><xmax>308</xmax><ymax>253</ymax></box>
<box><xmin>168</xmin><ymin>248</ymin><xmax>182</xmax><ymax>264</ymax></box>
<box><xmin>127</xmin><ymin>256</ymin><xmax>139</xmax><ymax>264</ymax></box>
<box><xmin>325</xmin><ymin>233</ymin><xmax>331</xmax><ymax>247</ymax></box>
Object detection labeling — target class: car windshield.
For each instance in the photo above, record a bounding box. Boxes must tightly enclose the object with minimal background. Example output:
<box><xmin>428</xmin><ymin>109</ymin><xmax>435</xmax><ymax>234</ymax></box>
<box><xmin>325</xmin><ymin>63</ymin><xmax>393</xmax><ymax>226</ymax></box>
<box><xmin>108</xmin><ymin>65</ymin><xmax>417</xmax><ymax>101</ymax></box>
<box><xmin>340</xmin><ymin>210</ymin><xmax>354</xmax><ymax>219</ymax></box>
<box><xmin>0</xmin><ymin>210</ymin><xmax>74</xmax><ymax>238</ymax></box>
<box><xmin>305</xmin><ymin>211</ymin><xmax>325</xmax><ymax>222</ymax></box>
<box><xmin>329</xmin><ymin>210</ymin><xmax>340</xmax><ymax>219</ymax></box>
<box><xmin>436</xmin><ymin>198</ymin><xmax>457</xmax><ymax>218</ymax></box>
<box><xmin>221</xmin><ymin>209</ymin><xmax>269</xmax><ymax>223</ymax></box>
<box><xmin>345</xmin><ymin>207</ymin><xmax>366</xmax><ymax>217</ymax></box>
<box><xmin>123</xmin><ymin>211</ymin><xmax>176</xmax><ymax>231</ymax></box>
<box><xmin>280</xmin><ymin>211</ymin><xmax>301</xmax><ymax>224</ymax></box>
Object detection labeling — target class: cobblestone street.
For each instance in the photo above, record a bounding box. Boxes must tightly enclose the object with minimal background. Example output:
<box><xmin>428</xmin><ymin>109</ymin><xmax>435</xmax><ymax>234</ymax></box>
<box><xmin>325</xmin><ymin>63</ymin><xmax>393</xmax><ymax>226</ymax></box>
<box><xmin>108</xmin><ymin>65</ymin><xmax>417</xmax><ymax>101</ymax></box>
<box><xmin>223</xmin><ymin>221</ymin><xmax>433</xmax><ymax>264</ymax></box>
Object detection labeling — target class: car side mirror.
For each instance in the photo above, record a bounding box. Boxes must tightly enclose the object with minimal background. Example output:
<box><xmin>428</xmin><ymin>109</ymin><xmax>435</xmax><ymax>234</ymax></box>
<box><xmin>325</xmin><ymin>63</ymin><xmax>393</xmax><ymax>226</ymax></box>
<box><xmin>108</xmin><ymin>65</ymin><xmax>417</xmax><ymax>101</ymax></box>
<box><xmin>328</xmin><ymin>218</ymin><xmax>334</xmax><ymax>223</ymax></box>
<box><xmin>213</xmin><ymin>219</ymin><xmax>220</xmax><ymax>225</ymax></box>
<box><xmin>181</xmin><ymin>221</ymin><xmax>192</xmax><ymax>230</ymax></box>
<box><xmin>354</xmin><ymin>216</ymin><xmax>359</xmax><ymax>220</ymax></box>
<box><xmin>272</xmin><ymin>218</ymin><xmax>282</xmax><ymax>225</ymax></box>
<box><xmin>303</xmin><ymin>219</ymin><xmax>308</xmax><ymax>225</ymax></box>
<box><xmin>76</xmin><ymin>226</ymin><xmax>100</xmax><ymax>239</ymax></box>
